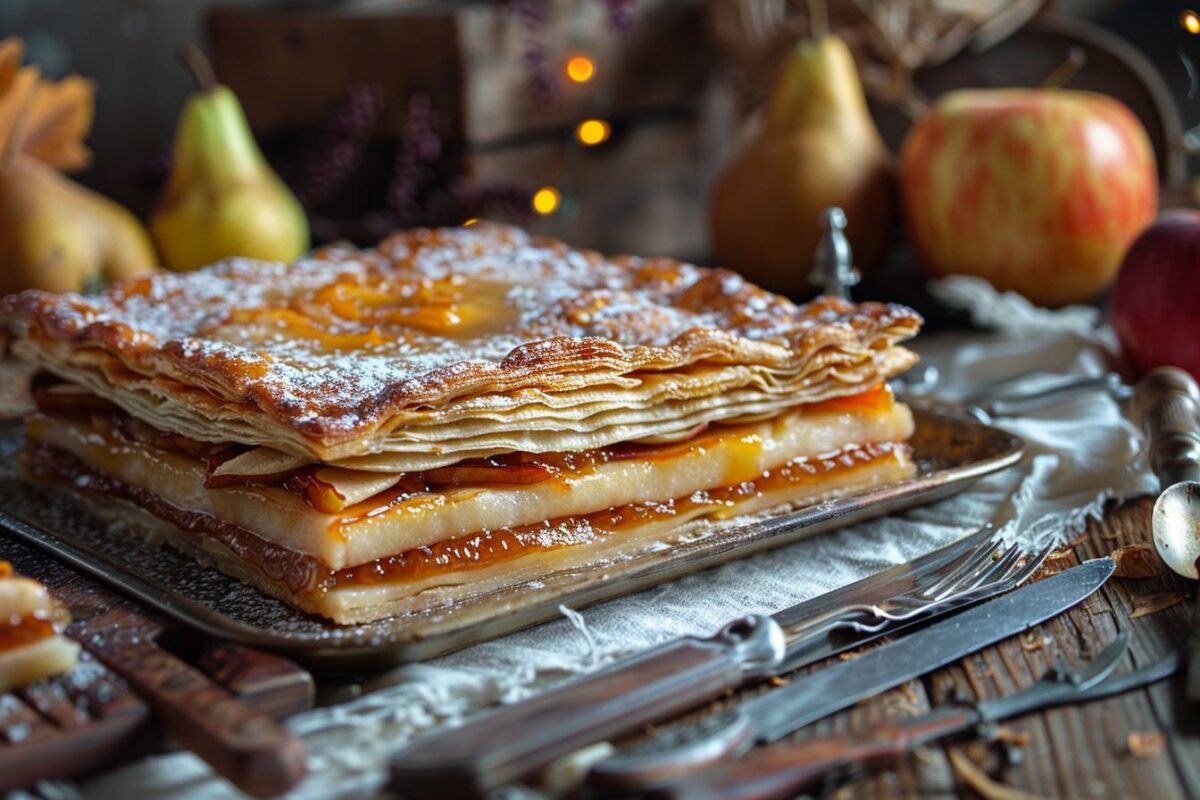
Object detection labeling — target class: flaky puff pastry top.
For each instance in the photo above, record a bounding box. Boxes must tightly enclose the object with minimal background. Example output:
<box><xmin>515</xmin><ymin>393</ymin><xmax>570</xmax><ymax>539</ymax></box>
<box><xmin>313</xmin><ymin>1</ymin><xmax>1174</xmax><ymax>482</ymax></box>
<box><xmin>1</xmin><ymin>224</ymin><xmax>922</xmax><ymax>464</ymax></box>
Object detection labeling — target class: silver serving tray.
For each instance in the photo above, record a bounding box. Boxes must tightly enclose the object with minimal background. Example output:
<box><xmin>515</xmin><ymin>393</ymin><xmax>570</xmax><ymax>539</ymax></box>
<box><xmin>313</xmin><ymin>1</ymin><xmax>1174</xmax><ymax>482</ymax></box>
<box><xmin>0</xmin><ymin>403</ymin><xmax>1022</xmax><ymax>668</ymax></box>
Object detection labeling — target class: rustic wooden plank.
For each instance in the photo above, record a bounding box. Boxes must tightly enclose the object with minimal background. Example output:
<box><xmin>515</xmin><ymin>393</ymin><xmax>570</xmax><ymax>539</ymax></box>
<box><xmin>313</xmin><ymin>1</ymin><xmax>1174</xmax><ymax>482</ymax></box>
<box><xmin>655</xmin><ymin>498</ymin><xmax>1199</xmax><ymax>799</ymax></box>
<box><xmin>16</xmin><ymin>680</ymin><xmax>89</xmax><ymax>730</ymax></box>
<box><xmin>207</xmin><ymin>1</ymin><xmax>714</xmax><ymax>145</ymax></box>
<box><xmin>0</xmin><ymin>693</ymin><xmax>55</xmax><ymax>745</ymax></box>
<box><xmin>1084</xmin><ymin>500</ymin><xmax>1200</xmax><ymax>796</ymax></box>
<box><xmin>909</xmin><ymin>499</ymin><xmax>1198</xmax><ymax>800</ymax></box>
<box><xmin>207</xmin><ymin>9</ymin><xmax>465</xmax><ymax>141</ymax></box>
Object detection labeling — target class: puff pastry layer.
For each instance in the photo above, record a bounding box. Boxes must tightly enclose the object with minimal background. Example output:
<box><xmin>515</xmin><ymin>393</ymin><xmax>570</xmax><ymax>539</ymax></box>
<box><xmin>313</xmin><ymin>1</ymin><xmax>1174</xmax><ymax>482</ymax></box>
<box><xmin>5</xmin><ymin>224</ymin><xmax>924</xmax><ymax>624</ymax></box>
<box><xmin>2</xmin><ymin>223</ymin><xmax>920</xmax><ymax>465</ymax></box>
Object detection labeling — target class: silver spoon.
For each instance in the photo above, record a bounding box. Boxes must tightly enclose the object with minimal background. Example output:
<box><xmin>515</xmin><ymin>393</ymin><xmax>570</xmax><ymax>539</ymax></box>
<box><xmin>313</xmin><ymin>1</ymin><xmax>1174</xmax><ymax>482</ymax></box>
<box><xmin>1131</xmin><ymin>366</ymin><xmax>1200</xmax><ymax>702</ymax></box>
<box><xmin>1133</xmin><ymin>367</ymin><xmax>1200</xmax><ymax>580</ymax></box>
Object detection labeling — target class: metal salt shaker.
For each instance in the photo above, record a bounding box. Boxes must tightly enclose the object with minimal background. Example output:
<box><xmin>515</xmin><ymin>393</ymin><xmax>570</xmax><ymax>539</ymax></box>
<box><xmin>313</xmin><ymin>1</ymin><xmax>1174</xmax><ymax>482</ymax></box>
<box><xmin>809</xmin><ymin>207</ymin><xmax>860</xmax><ymax>300</ymax></box>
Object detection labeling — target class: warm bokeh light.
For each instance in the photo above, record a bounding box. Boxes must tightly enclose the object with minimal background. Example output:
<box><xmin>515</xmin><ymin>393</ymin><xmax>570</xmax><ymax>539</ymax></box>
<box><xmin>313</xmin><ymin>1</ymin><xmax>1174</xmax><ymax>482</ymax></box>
<box><xmin>575</xmin><ymin>118</ymin><xmax>611</xmax><ymax>146</ymax></box>
<box><xmin>1183</xmin><ymin>9</ymin><xmax>1200</xmax><ymax>34</ymax></box>
<box><xmin>462</xmin><ymin>217</ymin><xmax>478</xmax><ymax>226</ymax></box>
<box><xmin>532</xmin><ymin>187</ymin><xmax>561</xmax><ymax>215</ymax></box>
<box><xmin>565</xmin><ymin>55</ymin><xmax>595</xmax><ymax>83</ymax></box>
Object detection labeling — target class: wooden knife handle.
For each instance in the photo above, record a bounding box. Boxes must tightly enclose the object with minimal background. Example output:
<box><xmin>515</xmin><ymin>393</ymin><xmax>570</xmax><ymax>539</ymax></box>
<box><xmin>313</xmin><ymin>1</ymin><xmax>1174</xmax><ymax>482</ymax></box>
<box><xmin>1133</xmin><ymin>367</ymin><xmax>1200</xmax><ymax>489</ymax></box>
<box><xmin>656</xmin><ymin>708</ymin><xmax>974</xmax><ymax>800</ymax></box>
<box><xmin>390</xmin><ymin>615</ymin><xmax>785</xmax><ymax>799</ymax></box>
<box><xmin>61</xmin><ymin>578</ymin><xmax>308</xmax><ymax>797</ymax></box>
<box><xmin>194</xmin><ymin>639</ymin><xmax>315</xmax><ymax>720</ymax></box>
<box><xmin>96</xmin><ymin>637</ymin><xmax>308</xmax><ymax>798</ymax></box>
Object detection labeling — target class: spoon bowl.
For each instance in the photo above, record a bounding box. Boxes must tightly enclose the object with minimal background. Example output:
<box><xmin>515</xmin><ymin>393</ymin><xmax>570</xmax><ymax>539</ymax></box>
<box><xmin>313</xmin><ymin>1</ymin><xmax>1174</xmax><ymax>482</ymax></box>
<box><xmin>1151</xmin><ymin>481</ymin><xmax>1200</xmax><ymax>579</ymax></box>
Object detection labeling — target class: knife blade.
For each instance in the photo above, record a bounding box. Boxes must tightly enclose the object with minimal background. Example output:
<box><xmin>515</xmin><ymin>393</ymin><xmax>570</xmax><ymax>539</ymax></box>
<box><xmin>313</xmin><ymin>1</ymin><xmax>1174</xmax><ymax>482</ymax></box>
<box><xmin>750</xmin><ymin>558</ymin><xmax>1113</xmax><ymax>741</ymax></box>
<box><xmin>652</xmin><ymin>634</ymin><xmax>1181</xmax><ymax>800</ymax></box>
<box><xmin>590</xmin><ymin>558</ymin><xmax>1114</xmax><ymax>790</ymax></box>
<box><xmin>388</xmin><ymin>527</ymin><xmax>1012</xmax><ymax>797</ymax></box>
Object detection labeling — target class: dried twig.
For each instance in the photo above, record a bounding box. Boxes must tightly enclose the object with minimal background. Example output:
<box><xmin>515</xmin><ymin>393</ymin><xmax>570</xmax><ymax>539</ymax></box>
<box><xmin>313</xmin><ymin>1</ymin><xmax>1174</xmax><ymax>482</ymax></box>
<box><xmin>948</xmin><ymin>748</ymin><xmax>1049</xmax><ymax>800</ymax></box>
<box><xmin>710</xmin><ymin>0</ymin><xmax>1047</xmax><ymax>112</ymax></box>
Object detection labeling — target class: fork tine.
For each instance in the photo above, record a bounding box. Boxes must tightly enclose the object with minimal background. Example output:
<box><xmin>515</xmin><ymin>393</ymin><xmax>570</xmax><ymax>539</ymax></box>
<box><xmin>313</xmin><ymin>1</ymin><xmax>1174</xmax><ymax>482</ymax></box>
<box><xmin>953</xmin><ymin>540</ymin><xmax>1025</xmax><ymax>591</ymax></box>
<box><xmin>919</xmin><ymin>526</ymin><xmax>1003</xmax><ymax>597</ymax></box>
<box><xmin>833</xmin><ymin>531</ymin><xmax>1051</xmax><ymax>630</ymax></box>
<box><xmin>879</xmin><ymin>527</ymin><xmax>1006</xmax><ymax>610</ymax></box>
<box><xmin>943</xmin><ymin>542</ymin><xmax>1054</xmax><ymax>604</ymax></box>
<box><xmin>1003</xmin><ymin>543</ymin><xmax>1053</xmax><ymax>585</ymax></box>
<box><xmin>924</xmin><ymin>553</ymin><xmax>1016</xmax><ymax>603</ymax></box>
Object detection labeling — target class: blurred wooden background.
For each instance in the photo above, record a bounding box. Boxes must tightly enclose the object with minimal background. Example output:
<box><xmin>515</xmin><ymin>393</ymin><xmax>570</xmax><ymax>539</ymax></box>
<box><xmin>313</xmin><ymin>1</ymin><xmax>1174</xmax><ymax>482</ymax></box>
<box><xmin>4</xmin><ymin>0</ymin><xmax>1197</xmax><ymax>262</ymax></box>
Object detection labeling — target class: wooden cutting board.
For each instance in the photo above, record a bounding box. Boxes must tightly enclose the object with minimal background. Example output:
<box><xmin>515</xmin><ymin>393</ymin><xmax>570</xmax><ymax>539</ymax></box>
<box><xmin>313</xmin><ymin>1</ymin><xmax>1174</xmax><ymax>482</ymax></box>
<box><xmin>1</xmin><ymin>534</ymin><xmax>315</xmax><ymax>796</ymax></box>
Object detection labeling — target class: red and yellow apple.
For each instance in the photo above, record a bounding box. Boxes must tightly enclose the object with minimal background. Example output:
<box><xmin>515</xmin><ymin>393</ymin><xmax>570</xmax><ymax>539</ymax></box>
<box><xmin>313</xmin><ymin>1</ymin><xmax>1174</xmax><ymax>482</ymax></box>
<box><xmin>900</xmin><ymin>89</ymin><xmax>1157</xmax><ymax>307</ymax></box>
<box><xmin>1112</xmin><ymin>210</ymin><xmax>1200</xmax><ymax>380</ymax></box>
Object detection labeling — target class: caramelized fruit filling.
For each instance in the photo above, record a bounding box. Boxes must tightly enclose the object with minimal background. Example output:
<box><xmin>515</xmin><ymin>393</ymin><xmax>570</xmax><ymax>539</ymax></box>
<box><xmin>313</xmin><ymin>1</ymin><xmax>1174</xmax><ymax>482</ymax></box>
<box><xmin>223</xmin><ymin>274</ymin><xmax>521</xmax><ymax>349</ymax></box>
<box><xmin>34</xmin><ymin>380</ymin><xmax>896</xmax><ymax>515</ymax></box>
<box><xmin>24</xmin><ymin>444</ymin><xmax>323</xmax><ymax>594</ymax></box>
<box><xmin>328</xmin><ymin>441</ymin><xmax>907</xmax><ymax>591</ymax></box>
<box><xmin>24</xmin><ymin>439</ymin><xmax>909</xmax><ymax>597</ymax></box>
<box><xmin>0</xmin><ymin>614</ymin><xmax>57</xmax><ymax>652</ymax></box>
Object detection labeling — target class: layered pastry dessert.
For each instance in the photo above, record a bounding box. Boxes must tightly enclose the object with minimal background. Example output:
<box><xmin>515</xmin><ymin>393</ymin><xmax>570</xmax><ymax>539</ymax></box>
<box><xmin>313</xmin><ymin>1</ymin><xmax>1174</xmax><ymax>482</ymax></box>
<box><xmin>1</xmin><ymin>224</ymin><xmax>923</xmax><ymax>624</ymax></box>
<box><xmin>0</xmin><ymin>561</ymin><xmax>79</xmax><ymax>692</ymax></box>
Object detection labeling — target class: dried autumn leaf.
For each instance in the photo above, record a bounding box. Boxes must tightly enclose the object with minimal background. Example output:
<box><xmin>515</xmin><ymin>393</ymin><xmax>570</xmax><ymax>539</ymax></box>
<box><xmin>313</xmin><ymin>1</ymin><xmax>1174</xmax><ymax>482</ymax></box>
<box><xmin>0</xmin><ymin>63</ymin><xmax>37</xmax><ymax>160</ymax></box>
<box><xmin>0</xmin><ymin>37</ymin><xmax>21</xmax><ymax>90</ymax></box>
<box><xmin>0</xmin><ymin>36</ymin><xmax>94</xmax><ymax>171</ymax></box>
<box><xmin>21</xmin><ymin>74</ymin><xmax>94</xmax><ymax>171</ymax></box>
<box><xmin>1112</xmin><ymin>544</ymin><xmax>1158</xmax><ymax>579</ymax></box>
<box><xmin>1127</xmin><ymin>731</ymin><xmax>1165</xmax><ymax>759</ymax></box>
<box><xmin>1129</xmin><ymin>592</ymin><xmax>1184</xmax><ymax>619</ymax></box>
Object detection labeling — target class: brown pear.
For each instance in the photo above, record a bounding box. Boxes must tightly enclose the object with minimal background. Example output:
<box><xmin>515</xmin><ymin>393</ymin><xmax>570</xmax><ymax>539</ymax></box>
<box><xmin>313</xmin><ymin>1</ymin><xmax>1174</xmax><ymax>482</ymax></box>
<box><xmin>0</xmin><ymin>155</ymin><xmax>156</xmax><ymax>295</ymax></box>
<box><xmin>710</xmin><ymin>36</ymin><xmax>894</xmax><ymax>297</ymax></box>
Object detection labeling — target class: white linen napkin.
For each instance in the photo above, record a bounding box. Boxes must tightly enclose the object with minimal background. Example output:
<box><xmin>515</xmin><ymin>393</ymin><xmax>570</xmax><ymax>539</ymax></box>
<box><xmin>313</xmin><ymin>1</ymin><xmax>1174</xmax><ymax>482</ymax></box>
<box><xmin>72</xmin><ymin>277</ymin><xmax>1158</xmax><ymax>800</ymax></box>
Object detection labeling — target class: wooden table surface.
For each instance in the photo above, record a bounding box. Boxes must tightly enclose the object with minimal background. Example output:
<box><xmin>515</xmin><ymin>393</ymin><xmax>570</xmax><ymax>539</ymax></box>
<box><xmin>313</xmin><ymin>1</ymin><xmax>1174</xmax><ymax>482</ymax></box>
<box><xmin>1</xmin><ymin>370</ymin><xmax>1196</xmax><ymax>797</ymax></box>
<box><xmin>682</xmin><ymin>498</ymin><xmax>1200</xmax><ymax>800</ymax></box>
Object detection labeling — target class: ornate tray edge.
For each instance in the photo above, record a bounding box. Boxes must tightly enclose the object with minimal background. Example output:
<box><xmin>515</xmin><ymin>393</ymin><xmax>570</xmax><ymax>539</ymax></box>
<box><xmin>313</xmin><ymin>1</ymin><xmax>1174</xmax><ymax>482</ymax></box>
<box><xmin>0</xmin><ymin>406</ymin><xmax>1023</xmax><ymax>667</ymax></box>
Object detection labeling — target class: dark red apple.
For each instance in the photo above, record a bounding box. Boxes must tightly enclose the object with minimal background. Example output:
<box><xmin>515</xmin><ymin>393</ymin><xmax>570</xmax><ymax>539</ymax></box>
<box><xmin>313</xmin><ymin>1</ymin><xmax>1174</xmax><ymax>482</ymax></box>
<box><xmin>1111</xmin><ymin>209</ymin><xmax>1200</xmax><ymax>379</ymax></box>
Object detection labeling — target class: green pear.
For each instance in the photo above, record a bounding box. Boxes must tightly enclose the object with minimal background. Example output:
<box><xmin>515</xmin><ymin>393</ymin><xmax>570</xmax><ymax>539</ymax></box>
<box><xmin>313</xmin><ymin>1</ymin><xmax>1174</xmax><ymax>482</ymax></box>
<box><xmin>710</xmin><ymin>35</ymin><xmax>894</xmax><ymax>296</ymax></box>
<box><xmin>151</xmin><ymin>48</ymin><xmax>308</xmax><ymax>272</ymax></box>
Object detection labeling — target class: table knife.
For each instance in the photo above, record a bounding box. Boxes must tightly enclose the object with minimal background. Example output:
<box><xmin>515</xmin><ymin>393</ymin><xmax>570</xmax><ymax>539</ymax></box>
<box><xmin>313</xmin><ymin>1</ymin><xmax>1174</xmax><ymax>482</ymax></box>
<box><xmin>63</xmin><ymin>574</ymin><xmax>309</xmax><ymax>797</ymax></box>
<box><xmin>589</xmin><ymin>558</ymin><xmax>1115</xmax><ymax>792</ymax></box>
<box><xmin>652</xmin><ymin>633</ymin><xmax>1180</xmax><ymax>800</ymax></box>
<box><xmin>388</xmin><ymin>527</ymin><xmax>1030</xmax><ymax>797</ymax></box>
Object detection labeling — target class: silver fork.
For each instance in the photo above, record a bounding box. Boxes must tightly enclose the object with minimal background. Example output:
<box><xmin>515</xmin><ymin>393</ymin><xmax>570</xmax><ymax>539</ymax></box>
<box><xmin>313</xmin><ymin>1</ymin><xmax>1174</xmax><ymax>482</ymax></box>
<box><xmin>776</xmin><ymin>529</ymin><xmax>1051</xmax><ymax>670</ymax></box>
<box><xmin>836</xmin><ymin>538</ymin><xmax>1050</xmax><ymax>632</ymax></box>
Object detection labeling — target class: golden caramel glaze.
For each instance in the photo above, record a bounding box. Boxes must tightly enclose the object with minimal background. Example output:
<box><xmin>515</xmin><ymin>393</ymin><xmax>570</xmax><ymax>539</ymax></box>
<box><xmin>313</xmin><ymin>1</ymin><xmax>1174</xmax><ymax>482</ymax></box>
<box><xmin>1</xmin><ymin>224</ymin><xmax>922</xmax><ymax>450</ymax></box>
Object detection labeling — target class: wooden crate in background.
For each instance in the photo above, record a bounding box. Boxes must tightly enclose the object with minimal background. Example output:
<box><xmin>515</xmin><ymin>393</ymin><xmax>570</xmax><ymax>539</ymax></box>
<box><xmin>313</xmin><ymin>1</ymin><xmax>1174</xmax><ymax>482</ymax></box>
<box><xmin>207</xmin><ymin>0</ymin><xmax>733</xmax><ymax>261</ymax></box>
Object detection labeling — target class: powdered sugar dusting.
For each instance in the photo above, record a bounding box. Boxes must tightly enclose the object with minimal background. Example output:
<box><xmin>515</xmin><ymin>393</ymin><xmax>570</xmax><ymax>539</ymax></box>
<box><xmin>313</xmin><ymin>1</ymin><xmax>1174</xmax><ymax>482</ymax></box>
<box><xmin>1</xmin><ymin>223</ymin><xmax>921</xmax><ymax>442</ymax></box>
